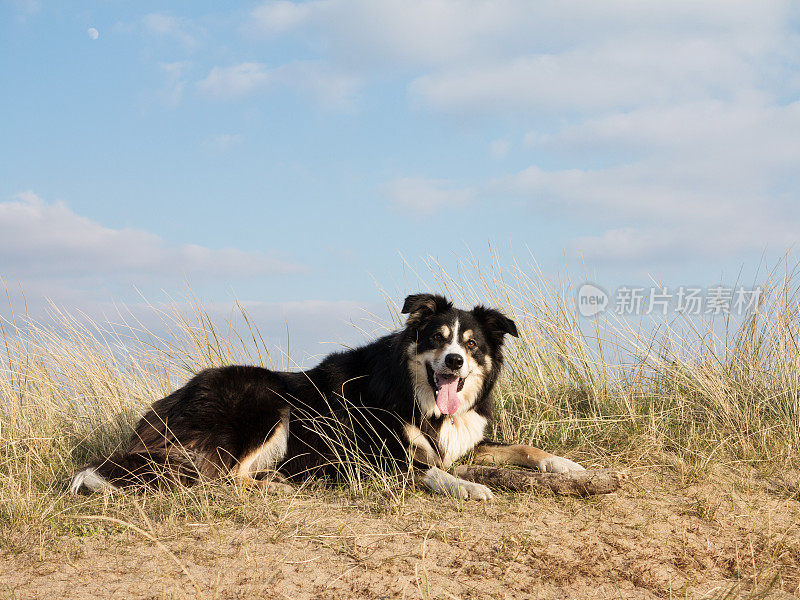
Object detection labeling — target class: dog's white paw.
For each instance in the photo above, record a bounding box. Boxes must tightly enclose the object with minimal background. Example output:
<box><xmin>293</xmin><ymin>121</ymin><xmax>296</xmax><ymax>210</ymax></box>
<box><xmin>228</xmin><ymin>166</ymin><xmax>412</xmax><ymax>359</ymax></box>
<box><xmin>538</xmin><ymin>455</ymin><xmax>585</xmax><ymax>473</ymax></box>
<box><xmin>458</xmin><ymin>480</ymin><xmax>495</xmax><ymax>500</ymax></box>
<box><xmin>422</xmin><ymin>467</ymin><xmax>495</xmax><ymax>501</ymax></box>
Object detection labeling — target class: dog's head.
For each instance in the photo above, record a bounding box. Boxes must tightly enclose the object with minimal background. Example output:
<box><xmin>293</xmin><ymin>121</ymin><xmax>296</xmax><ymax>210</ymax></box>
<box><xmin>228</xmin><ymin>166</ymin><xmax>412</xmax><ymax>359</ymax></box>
<box><xmin>401</xmin><ymin>293</ymin><xmax>518</xmax><ymax>418</ymax></box>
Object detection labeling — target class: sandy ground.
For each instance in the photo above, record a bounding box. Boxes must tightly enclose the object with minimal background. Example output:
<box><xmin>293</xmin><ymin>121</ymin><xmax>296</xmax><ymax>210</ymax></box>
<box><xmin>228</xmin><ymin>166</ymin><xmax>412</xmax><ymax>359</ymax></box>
<box><xmin>2</xmin><ymin>467</ymin><xmax>800</xmax><ymax>600</ymax></box>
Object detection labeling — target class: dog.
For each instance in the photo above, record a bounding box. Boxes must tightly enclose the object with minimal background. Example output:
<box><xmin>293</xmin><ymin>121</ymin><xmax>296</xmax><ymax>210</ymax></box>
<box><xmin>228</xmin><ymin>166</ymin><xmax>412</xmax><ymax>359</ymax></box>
<box><xmin>70</xmin><ymin>293</ymin><xmax>583</xmax><ymax>499</ymax></box>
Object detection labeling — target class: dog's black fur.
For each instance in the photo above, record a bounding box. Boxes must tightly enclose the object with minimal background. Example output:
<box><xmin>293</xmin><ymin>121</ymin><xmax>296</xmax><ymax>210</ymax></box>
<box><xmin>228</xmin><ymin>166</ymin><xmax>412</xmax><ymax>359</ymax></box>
<box><xmin>70</xmin><ymin>293</ymin><xmax>520</xmax><ymax>495</ymax></box>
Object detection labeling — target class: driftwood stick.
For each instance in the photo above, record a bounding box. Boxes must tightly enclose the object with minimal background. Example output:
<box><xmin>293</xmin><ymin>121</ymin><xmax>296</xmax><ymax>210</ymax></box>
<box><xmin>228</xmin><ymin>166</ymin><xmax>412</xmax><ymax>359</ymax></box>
<box><xmin>454</xmin><ymin>465</ymin><xmax>626</xmax><ymax>496</ymax></box>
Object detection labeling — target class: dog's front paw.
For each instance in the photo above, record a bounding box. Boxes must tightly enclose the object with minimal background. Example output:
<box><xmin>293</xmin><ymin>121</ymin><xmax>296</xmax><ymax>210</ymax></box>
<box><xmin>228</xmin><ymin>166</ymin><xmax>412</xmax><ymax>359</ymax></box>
<box><xmin>458</xmin><ymin>480</ymin><xmax>495</xmax><ymax>500</ymax></box>
<box><xmin>422</xmin><ymin>467</ymin><xmax>495</xmax><ymax>501</ymax></box>
<box><xmin>538</xmin><ymin>455</ymin><xmax>585</xmax><ymax>473</ymax></box>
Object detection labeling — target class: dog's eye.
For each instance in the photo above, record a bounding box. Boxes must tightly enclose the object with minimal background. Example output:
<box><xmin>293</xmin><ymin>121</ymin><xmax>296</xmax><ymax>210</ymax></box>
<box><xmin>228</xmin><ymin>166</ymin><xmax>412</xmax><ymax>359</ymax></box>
<box><xmin>466</xmin><ymin>339</ymin><xmax>477</xmax><ymax>350</ymax></box>
<box><xmin>433</xmin><ymin>332</ymin><xmax>444</xmax><ymax>343</ymax></box>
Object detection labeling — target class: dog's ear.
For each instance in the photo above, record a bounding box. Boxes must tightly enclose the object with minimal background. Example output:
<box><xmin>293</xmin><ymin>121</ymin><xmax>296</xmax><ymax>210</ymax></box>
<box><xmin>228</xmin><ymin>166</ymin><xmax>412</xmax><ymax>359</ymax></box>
<box><xmin>471</xmin><ymin>305</ymin><xmax>519</xmax><ymax>339</ymax></box>
<box><xmin>402</xmin><ymin>293</ymin><xmax>452</xmax><ymax>327</ymax></box>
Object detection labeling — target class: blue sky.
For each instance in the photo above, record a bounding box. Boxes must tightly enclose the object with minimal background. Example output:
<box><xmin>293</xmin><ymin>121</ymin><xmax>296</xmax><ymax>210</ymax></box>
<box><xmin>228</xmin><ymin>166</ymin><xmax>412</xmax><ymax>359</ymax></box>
<box><xmin>2</xmin><ymin>1</ymin><xmax>800</xmax><ymax>360</ymax></box>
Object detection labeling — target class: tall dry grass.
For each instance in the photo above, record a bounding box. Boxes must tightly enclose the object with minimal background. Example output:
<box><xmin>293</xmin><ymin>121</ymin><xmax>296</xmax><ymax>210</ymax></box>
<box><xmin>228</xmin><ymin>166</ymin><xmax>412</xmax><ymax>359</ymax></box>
<box><xmin>411</xmin><ymin>254</ymin><xmax>800</xmax><ymax>470</ymax></box>
<box><xmin>1</xmin><ymin>258</ymin><xmax>799</xmax><ymax>539</ymax></box>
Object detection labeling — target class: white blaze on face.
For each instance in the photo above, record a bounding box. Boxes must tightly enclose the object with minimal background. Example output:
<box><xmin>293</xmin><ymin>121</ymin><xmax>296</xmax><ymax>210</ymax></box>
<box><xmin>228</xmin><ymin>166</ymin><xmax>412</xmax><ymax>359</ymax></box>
<box><xmin>431</xmin><ymin>319</ymin><xmax>469</xmax><ymax>416</ymax></box>
<box><xmin>433</xmin><ymin>319</ymin><xmax>468</xmax><ymax>378</ymax></box>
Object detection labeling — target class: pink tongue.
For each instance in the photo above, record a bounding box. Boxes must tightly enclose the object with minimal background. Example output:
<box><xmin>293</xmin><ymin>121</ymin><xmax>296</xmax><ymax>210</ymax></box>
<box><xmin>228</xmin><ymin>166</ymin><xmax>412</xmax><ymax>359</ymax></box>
<box><xmin>435</xmin><ymin>376</ymin><xmax>460</xmax><ymax>415</ymax></box>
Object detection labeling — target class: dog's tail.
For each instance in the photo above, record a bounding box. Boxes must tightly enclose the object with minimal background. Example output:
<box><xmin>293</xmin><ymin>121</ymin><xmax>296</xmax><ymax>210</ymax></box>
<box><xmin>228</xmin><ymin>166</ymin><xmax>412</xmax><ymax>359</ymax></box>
<box><xmin>69</xmin><ymin>449</ymin><xmax>203</xmax><ymax>494</ymax></box>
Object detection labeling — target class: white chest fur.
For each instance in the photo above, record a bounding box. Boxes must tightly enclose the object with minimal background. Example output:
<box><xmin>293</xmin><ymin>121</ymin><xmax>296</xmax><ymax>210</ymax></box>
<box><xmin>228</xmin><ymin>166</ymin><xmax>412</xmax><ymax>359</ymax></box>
<box><xmin>437</xmin><ymin>411</ymin><xmax>487</xmax><ymax>467</ymax></box>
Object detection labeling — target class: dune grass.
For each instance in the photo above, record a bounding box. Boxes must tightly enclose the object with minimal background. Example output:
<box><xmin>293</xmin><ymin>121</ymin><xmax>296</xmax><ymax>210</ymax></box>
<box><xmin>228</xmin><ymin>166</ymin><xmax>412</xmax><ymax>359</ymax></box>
<box><xmin>1</xmin><ymin>258</ymin><xmax>799</xmax><ymax>554</ymax></box>
<box><xmin>411</xmin><ymin>254</ymin><xmax>800</xmax><ymax>472</ymax></box>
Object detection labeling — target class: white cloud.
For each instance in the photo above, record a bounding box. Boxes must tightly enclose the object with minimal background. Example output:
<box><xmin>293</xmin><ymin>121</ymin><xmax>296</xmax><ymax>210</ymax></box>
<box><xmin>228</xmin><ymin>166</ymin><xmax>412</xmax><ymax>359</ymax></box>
<box><xmin>0</xmin><ymin>192</ymin><xmax>303</xmax><ymax>279</ymax></box>
<box><xmin>197</xmin><ymin>62</ymin><xmax>270</xmax><ymax>99</ymax></box>
<box><xmin>0</xmin><ymin>193</ymin><xmax>380</xmax><ymax>361</ymax></box>
<box><xmin>231</xmin><ymin>0</ymin><xmax>792</xmax><ymax>264</ymax></box>
<box><xmin>247</xmin><ymin>0</ymin><xmax>508</xmax><ymax>67</ymax></box>
<box><xmin>500</xmin><ymin>163</ymin><xmax>733</xmax><ymax>221</ymax></box>
<box><xmin>410</xmin><ymin>38</ymin><xmax>753</xmax><ymax>114</ymax></box>
<box><xmin>499</xmin><ymin>97</ymin><xmax>800</xmax><ymax>262</ymax></box>
<box><xmin>571</xmin><ymin>216</ymin><xmax>800</xmax><ymax>265</ymax></box>
<box><xmin>527</xmin><ymin>98</ymin><xmax>800</xmax><ymax>164</ymax></box>
<box><xmin>246</xmin><ymin>1</ymin><xmax>797</xmax><ymax>106</ymax></box>
<box><xmin>241</xmin><ymin>0</ymin><xmax>797</xmax><ymax>120</ymax></box>
<box><xmin>240</xmin><ymin>0</ymin><xmax>800</xmax><ymax>267</ymax></box>
<box><xmin>572</xmin><ymin>228</ymin><xmax>688</xmax><ymax>264</ymax></box>
<box><xmin>385</xmin><ymin>177</ymin><xmax>475</xmax><ymax>215</ymax></box>
<box><xmin>497</xmin><ymin>159</ymin><xmax>800</xmax><ymax>263</ymax></box>
<box><xmin>248</xmin><ymin>1</ymin><xmax>313</xmax><ymax>34</ymax></box>
<box><xmin>251</xmin><ymin>0</ymin><xmax>771</xmax><ymax>68</ymax></box>
<box><xmin>143</xmin><ymin>12</ymin><xmax>199</xmax><ymax>50</ymax></box>
<box><xmin>196</xmin><ymin>61</ymin><xmax>358</xmax><ymax>108</ymax></box>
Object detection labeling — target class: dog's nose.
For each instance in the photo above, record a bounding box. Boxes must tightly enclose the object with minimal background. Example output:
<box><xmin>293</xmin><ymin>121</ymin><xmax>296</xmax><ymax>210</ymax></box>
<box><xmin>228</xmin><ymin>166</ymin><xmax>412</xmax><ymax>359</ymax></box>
<box><xmin>444</xmin><ymin>353</ymin><xmax>464</xmax><ymax>370</ymax></box>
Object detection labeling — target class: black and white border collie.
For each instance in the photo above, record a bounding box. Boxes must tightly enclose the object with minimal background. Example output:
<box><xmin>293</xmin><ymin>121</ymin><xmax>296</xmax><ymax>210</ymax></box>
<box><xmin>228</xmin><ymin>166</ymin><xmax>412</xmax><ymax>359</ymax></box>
<box><xmin>71</xmin><ymin>294</ymin><xmax>583</xmax><ymax>499</ymax></box>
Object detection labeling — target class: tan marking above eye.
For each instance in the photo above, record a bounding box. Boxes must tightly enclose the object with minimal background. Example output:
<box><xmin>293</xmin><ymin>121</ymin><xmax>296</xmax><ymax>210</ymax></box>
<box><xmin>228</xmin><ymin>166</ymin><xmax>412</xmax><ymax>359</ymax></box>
<box><xmin>461</xmin><ymin>329</ymin><xmax>478</xmax><ymax>349</ymax></box>
<box><xmin>439</xmin><ymin>325</ymin><xmax>450</xmax><ymax>337</ymax></box>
